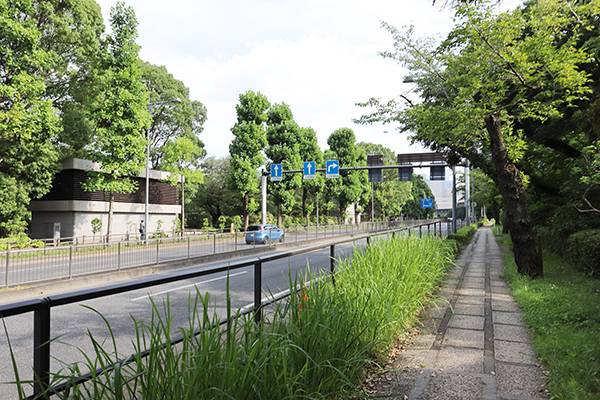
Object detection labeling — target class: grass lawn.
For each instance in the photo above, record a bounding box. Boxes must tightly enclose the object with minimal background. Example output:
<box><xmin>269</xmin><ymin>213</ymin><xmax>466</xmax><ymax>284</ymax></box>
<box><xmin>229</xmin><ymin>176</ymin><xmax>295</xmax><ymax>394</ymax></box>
<box><xmin>496</xmin><ymin>230</ymin><xmax>600</xmax><ymax>400</ymax></box>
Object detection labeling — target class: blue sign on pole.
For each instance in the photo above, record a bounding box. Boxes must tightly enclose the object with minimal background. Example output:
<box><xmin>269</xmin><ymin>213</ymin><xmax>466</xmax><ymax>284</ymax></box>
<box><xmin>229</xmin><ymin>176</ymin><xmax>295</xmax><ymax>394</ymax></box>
<box><xmin>326</xmin><ymin>160</ymin><xmax>339</xmax><ymax>178</ymax></box>
<box><xmin>420</xmin><ymin>198</ymin><xmax>433</xmax><ymax>208</ymax></box>
<box><xmin>303</xmin><ymin>161</ymin><xmax>316</xmax><ymax>179</ymax></box>
<box><xmin>270</xmin><ymin>163</ymin><xmax>282</xmax><ymax>181</ymax></box>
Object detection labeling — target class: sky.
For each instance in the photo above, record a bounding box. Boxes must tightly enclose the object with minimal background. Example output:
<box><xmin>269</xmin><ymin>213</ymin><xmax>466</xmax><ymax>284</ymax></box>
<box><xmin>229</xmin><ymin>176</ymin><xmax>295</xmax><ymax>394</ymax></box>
<box><xmin>94</xmin><ymin>0</ymin><xmax>523</xmax><ymax>160</ymax></box>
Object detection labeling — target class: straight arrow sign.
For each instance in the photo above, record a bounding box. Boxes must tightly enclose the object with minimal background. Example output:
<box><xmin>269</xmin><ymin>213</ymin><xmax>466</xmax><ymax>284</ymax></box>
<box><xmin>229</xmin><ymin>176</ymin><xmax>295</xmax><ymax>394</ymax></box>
<box><xmin>303</xmin><ymin>161</ymin><xmax>316</xmax><ymax>179</ymax></box>
<box><xmin>270</xmin><ymin>163</ymin><xmax>282</xmax><ymax>181</ymax></box>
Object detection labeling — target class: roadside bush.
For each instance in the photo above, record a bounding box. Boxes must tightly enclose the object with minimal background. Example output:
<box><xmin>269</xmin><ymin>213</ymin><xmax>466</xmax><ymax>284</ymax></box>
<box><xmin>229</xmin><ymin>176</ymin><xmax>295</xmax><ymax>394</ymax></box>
<box><xmin>443</xmin><ymin>239</ymin><xmax>459</xmax><ymax>256</ymax></box>
<box><xmin>0</xmin><ymin>232</ymin><xmax>44</xmax><ymax>250</ymax></box>
<box><xmin>565</xmin><ymin>229</ymin><xmax>600</xmax><ymax>277</ymax></box>
<box><xmin>447</xmin><ymin>225</ymin><xmax>477</xmax><ymax>245</ymax></box>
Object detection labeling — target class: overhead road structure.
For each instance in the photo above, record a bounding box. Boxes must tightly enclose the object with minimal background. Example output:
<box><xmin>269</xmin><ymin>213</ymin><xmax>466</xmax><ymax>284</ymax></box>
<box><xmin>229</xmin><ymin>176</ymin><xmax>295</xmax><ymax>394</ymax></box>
<box><xmin>261</xmin><ymin>152</ymin><xmax>468</xmax><ymax>233</ymax></box>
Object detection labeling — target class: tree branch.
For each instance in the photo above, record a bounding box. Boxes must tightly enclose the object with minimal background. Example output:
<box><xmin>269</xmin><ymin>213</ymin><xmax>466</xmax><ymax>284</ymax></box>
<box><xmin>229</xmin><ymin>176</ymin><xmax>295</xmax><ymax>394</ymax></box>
<box><xmin>472</xmin><ymin>25</ymin><xmax>541</xmax><ymax>91</ymax></box>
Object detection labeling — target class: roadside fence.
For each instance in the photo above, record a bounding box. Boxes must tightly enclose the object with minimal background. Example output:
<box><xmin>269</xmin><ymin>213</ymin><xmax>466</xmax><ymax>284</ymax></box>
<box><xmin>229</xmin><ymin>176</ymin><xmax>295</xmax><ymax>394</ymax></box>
<box><xmin>0</xmin><ymin>220</ymin><xmax>449</xmax><ymax>288</ymax></box>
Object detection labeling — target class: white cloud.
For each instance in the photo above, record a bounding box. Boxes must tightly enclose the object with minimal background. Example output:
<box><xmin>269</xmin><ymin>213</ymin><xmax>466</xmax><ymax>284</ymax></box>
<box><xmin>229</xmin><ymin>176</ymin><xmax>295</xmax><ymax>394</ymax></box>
<box><xmin>95</xmin><ymin>0</ymin><xmax>524</xmax><ymax>158</ymax></box>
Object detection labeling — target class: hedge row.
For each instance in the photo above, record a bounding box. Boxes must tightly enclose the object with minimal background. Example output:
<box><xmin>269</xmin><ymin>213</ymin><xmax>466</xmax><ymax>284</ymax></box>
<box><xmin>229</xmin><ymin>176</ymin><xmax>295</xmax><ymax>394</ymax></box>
<box><xmin>447</xmin><ymin>224</ymin><xmax>477</xmax><ymax>245</ymax></box>
<box><xmin>538</xmin><ymin>227</ymin><xmax>600</xmax><ymax>277</ymax></box>
<box><xmin>565</xmin><ymin>230</ymin><xmax>600</xmax><ymax>277</ymax></box>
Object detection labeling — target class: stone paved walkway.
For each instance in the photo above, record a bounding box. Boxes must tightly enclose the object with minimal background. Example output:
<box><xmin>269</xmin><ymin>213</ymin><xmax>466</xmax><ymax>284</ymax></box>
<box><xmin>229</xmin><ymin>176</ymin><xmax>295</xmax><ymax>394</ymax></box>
<box><xmin>368</xmin><ymin>226</ymin><xmax>549</xmax><ymax>400</ymax></box>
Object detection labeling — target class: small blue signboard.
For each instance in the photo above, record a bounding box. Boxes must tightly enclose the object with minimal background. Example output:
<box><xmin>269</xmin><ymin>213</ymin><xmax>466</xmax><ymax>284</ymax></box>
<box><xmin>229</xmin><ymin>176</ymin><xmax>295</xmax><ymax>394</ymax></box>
<box><xmin>270</xmin><ymin>163</ymin><xmax>282</xmax><ymax>181</ymax></box>
<box><xmin>326</xmin><ymin>160</ymin><xmax>339</xmax><ymax>178</ymax></box>
<box><xmin>420</xmin><ymin>198</ymin><xmax>433</xmax><ymax>209</ymax></box>
<box><xmin>303</xmin><ymin>161</ymin><xmax>316</xmax><ymax>179</ymax></box>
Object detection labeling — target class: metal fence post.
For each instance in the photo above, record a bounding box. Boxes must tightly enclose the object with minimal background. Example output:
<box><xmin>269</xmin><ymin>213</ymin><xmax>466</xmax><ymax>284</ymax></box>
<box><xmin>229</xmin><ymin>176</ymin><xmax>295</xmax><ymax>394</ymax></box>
<box><xmin>33</xmin><ymin>298</ymin><xmax>51</xmax><ymax>398</ymax></box>
<box><xmin>5</xmin><ymin>248</ymin><xmax>9</xmax><ymax>287</ymax></box>
<box><xmin>213</xmin><ymin>234</ymin><xmax>216</xmax><ymax>255</ymax></box>
<box><xmin>187</xmin><ymin>236</ymin><xmax>190</xmax><ymax>259</ymax></box>
<box><xmin>254</xmin><ymin>260</ymin><xmax>262</xmax><ymax>324</ymax></box>
<box><xmin>118</xmin><ymin>242</ymin><xmax>121</xmax><ymax>270</ymax></box>
<box><xmin>156</xmin><ymin>239</ymin><xmax>159</xmax><ymax>264</ymax></box>
<box><xmin>235</xmin><ymin>231</ymin><xmax>238</xmax><ymax>252</ymax></box>
<box><xmin>330</xmin><ymin>245</ymin><xmax>336</xmax><ymax>285</ymax></box>
<box><xmin>69</xmin><ymin>246</ymin><xmax>73</xmax><ymax>279</ymax></box>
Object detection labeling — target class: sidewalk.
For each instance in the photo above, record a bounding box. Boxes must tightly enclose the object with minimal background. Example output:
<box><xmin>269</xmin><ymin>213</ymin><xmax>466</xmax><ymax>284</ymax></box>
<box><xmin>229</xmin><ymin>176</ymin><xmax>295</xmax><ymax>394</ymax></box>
<box><xmin>368</xmin><ymin>226</ymin><xmax>549</xmax><ymax>399</ymax></box>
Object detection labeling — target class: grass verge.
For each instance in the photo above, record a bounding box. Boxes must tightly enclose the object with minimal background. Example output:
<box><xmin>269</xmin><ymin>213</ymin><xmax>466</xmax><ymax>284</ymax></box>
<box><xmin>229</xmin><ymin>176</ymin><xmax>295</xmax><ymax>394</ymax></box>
<box><xmin>496</xmin><ymin>231</ymin><xmax>600</xmax><ymax>400</ymax></box>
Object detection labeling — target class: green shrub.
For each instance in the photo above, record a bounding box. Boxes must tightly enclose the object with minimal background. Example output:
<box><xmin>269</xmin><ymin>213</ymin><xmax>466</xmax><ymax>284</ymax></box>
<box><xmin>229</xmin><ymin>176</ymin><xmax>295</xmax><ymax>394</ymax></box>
<box><xmin>447</xmin><ymin>225</ymin><xmax>476</xmax><ymax>245</ymax></box>
<box><xmin>565</xmin><ymin>229</ymin><xmax>600</xmax><ymax>277</ymax></box>
<box><xmin>0</xmin><ymin>232</ymin><xmax>44</xmax><ymax>250</ymax></box>
<box><xmin>443</xmin><ymin>239</ymin><xmax>459</xmax><ymax>255</ymax></box>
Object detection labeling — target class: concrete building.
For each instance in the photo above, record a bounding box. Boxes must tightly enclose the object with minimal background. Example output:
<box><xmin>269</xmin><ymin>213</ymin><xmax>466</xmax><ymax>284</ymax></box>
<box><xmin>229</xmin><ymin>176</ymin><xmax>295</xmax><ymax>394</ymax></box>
<box><xmin>28</xmin><ymin>158</ymin><xmax>181</xmax><ymax>240</ymax></box>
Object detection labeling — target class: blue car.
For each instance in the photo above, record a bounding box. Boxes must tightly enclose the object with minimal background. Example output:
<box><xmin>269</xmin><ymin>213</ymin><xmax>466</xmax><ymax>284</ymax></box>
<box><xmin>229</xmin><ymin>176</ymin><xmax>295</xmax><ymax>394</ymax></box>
<box><xmin>245</xmin><ymin>224</ymin><xmax>284</xmax><ymax>244</ymax></box>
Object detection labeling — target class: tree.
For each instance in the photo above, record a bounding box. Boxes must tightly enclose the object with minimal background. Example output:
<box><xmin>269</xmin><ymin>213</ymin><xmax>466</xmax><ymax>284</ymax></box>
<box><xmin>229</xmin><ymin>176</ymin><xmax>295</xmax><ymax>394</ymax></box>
<box><xmin>161</xmin><ymin>136</ymin><xmax>204</xmax><ymax>230</ymax></box>
<box><xmin>327</xmin><ymin>128</ymin><xmax>369</xmax><ymax>224</ymax></box>
<box><xmin>42</xmin><ymin>0</ymin><xmax>105</xmax><ymax>160</ymax></box>
<box><xmin>0</xmin><ymin>0</ymin><xmax>63</xmax><ymax>235</ymax></box>
<box><xmin>357</xmin><ymin>0</ymin><xmax>598</xmax><ymax>277</ymax></box>
<box><xmin>140</xmin><ymin>61</ymin><xmax>207</xmax><ymax>169</ymax></box>
<box><xmin>187</xmin><ymin>157</ymin><xmax>243</xmax><ymax>228</ymax></box>
<box><xmin>83</xmin><ymin>2</ymin><xmax>149</xmax><ymax>236</ymax></box>
<box><xmin>227</xmin><ymin>90</ymin><xmax>270</xmax><ymax>231</ymax></box>
<box><xmin>265</xmin><ymin>103</ymin><xmax>302</xmax><ymax>227</ymax></box>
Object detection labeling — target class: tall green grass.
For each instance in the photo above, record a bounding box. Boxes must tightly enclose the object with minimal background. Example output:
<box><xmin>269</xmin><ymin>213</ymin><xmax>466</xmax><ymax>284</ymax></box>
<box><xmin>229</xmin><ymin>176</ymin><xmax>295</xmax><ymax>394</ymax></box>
<box><xmin>7</xmin><ymin>234</ymin><xmax>454</xmax><ymax>399</ymax></box>
<box><xmin>498</xmin><ymin>232</ymin><xmax>600</xmax><ymax>400</ymax></box>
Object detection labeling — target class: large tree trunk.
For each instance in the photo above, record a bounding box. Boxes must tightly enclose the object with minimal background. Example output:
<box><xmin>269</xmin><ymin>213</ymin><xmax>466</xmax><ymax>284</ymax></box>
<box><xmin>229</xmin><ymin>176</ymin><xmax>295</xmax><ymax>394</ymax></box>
<box><xmin>486</xmin><ymin>112</ymin><xmax>542</xmax><ymax>278</ymax></box>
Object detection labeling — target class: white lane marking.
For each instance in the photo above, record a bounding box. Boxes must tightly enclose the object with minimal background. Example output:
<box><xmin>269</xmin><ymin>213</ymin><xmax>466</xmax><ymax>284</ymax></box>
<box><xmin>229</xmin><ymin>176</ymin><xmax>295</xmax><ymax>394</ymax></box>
<box><xmin>240</xmin><ymin>279</ymin><xmax>314</xmax><ymax>311</ymax></box>
<box><xmin>131</xmin><ymin>271</ymin><xmax>247</xmax><ymax>301</ymax></box>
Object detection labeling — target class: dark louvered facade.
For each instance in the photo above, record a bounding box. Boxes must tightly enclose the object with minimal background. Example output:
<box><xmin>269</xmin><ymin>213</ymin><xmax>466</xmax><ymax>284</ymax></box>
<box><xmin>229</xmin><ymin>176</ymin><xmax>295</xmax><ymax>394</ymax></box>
<box><xmin>39</xmin><ymin>169</ymin><xmax>179</xmax><ymax>205</ymax></box>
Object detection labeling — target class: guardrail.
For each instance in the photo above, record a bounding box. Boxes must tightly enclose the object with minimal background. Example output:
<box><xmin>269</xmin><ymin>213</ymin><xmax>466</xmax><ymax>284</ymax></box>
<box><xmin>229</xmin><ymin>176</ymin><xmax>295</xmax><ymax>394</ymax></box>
<box><xmin>0</xmin><ymin>221</ymin><xmax>445</xmax><ymax>400</ymax></box>
<box><xmin>0</xmin><ymin>221</ymin><xmax>447</xmax><ymax>288</ymax></box>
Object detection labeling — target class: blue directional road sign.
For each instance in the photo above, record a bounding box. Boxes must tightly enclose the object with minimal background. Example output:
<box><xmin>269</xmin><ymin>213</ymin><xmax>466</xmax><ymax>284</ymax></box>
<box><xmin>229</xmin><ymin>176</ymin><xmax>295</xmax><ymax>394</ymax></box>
<box><xmin>270</xmin><ymin>163</ymin><xmax>282</xmax><ymax>181</ymax></box>
<box><xmin>421</xmin><ymin>198</ymin><xmax>433</xmax><ymax>209</ymax></box>
<box><xmin>303</xmin><ymin>161</ymin><xmax>316</xmax><ymax>179</ymax></box>
<box><xmin>326</xmin><ymin>160</ymin><xmax>339</xmax><ymax>178</ymax></box>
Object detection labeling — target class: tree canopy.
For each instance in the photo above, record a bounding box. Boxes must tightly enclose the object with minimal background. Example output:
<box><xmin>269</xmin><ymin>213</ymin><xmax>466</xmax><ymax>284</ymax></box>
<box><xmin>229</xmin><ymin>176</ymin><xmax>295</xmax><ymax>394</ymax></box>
<box><xmin>227</xmin><ymin>90</ymin><xmax>270</xmax><ymax>230</ymax></box>
<box><xmin>357</xmin><ymin>0</ymin><xmax>600</xmax><ymax>277</ymax></box>
<box><xmin>82</xmin><ymin>1</ymin><xmax>149</xmax><ymax>236</ymax></box>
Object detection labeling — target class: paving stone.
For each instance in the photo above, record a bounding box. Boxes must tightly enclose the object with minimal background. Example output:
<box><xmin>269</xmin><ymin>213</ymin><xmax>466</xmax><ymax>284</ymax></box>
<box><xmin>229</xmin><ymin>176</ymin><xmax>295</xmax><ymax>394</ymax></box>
<box><xmin>494</xmin><ymin>340</ymin><xmax>537</xmax><ymax>364</ymax></box>
<box><xmin>453</xmin><ymin>304</ymin><xmax>485</xmax><ymax>317</ymax></box>
<box><xmin>493</xmin><ymin>311</ymin><xmax>525</xmax><ymax>326</ymax></box>
<box><xmin>443</xmin><ymin>328</ymin><xmax>485</xmax><ymax>349</ymax></box>
<box><xmin>492</xmin><ymin>296</ymin><xmax>522</xmax><ymax>313</ymax></box>
<box><xmin>421</xmin><ymin>372</ymin><xmax>484</xmax><ymax>399</ymax></box>
<box><xmin>496</xmin><ymin>363</ymin><xmax>547</xmax><ymax>398</ymax></box>
<box><xmin>435</xmin><ymin>347</ymin><xmax>484</xmax><ymax>373</ymax></box>
<box><xmin>493</xmin><ymin>323</ymin><xmax>532</xmax><ymax>343</ymax></box>
<box><xmin>457</xmin><ymin>287</ymin><xmax>485</xmax><ymax>297</ymax></box>
<box><xmin>448</xmin><ymin>315</ymin><xmax>485</xmax><ymax>330</ymax></box>
<box><xmin>455</xmin><ymin>296</ymin><xmax>485</xmax><ymax>306</ymax></box>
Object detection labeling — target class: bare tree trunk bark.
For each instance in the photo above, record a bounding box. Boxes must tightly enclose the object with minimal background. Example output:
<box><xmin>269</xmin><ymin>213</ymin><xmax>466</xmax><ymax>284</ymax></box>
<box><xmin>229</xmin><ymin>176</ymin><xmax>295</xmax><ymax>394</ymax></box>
<box><xmin>486</xmin><ymin>112</ymin><xmax>542</xmax><ymax>278</ymax></box>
